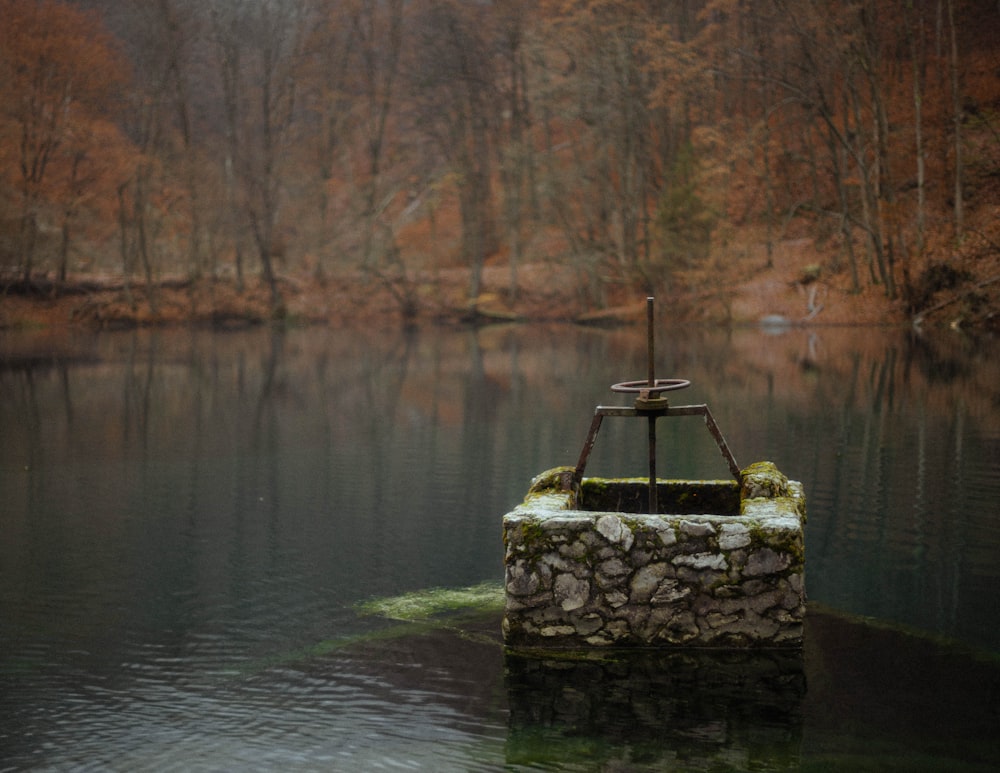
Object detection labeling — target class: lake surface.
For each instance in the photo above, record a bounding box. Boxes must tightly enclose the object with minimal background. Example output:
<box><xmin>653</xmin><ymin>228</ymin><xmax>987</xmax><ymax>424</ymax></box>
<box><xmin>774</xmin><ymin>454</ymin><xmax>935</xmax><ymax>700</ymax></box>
<box><xmin>1</xmin><ymin>323</ymin><xmax>999</xmax><ymax>770</ymax></box>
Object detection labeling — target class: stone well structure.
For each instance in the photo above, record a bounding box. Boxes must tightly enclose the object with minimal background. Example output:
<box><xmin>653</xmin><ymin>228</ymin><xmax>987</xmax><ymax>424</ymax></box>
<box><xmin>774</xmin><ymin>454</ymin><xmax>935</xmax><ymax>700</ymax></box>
<box><xmin>502</xmin><ymin>461</ymin><xmax>806</xmax><ymax>649</ymax></box>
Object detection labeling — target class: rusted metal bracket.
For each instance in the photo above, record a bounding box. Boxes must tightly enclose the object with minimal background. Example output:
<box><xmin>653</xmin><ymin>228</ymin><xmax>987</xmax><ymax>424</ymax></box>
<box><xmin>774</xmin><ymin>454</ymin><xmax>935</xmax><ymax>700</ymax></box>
<box><xmin>570</xmin><ymin>297</ymin><xmax>740</xmax><ymax>514</ymax></box>
<box><xmin>573</xmin><ymin>403</ymin><xmax>741</xmax><ymax>486</ymax></box>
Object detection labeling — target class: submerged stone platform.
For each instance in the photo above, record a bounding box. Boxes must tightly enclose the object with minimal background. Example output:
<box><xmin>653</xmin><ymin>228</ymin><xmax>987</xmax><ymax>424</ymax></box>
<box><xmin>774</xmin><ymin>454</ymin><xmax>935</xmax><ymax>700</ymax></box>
<box><xmin>502</xmin><ymin>462</ymin><xmax>806</xmax><ymax>649</ymax></box>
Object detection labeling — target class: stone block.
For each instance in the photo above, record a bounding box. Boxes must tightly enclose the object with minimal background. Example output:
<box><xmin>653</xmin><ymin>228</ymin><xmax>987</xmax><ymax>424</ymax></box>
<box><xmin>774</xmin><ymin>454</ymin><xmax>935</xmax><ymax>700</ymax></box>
<box><xmin>502</xmin><ymin>465</ymin><xmax>806</xmax><ymax>649</ymax></box>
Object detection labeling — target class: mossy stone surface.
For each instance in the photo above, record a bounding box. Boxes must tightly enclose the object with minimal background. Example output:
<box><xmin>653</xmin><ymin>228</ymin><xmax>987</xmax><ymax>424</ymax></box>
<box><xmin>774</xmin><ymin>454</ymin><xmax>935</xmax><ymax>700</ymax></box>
<box><xmin>503</xmin><ymin>463</ymin><xmax>806</xmax><ymax>649</ymax></box>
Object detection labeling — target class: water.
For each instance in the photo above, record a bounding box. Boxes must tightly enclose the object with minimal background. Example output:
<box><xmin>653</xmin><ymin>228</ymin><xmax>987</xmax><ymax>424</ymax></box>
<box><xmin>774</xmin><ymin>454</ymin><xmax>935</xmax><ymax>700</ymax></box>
<box><xmin>1</xmin><ymin>324</ymin><xmax>999</xmax><ymax>770</ymax></box>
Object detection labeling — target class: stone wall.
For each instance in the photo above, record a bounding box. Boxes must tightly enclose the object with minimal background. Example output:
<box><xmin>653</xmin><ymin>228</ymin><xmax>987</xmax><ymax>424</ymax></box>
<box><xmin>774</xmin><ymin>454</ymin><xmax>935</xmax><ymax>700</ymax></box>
<box><xmin>502</xmin><ymin>462</ymin><xmax>806</xmax><ymax>649</ymax></box>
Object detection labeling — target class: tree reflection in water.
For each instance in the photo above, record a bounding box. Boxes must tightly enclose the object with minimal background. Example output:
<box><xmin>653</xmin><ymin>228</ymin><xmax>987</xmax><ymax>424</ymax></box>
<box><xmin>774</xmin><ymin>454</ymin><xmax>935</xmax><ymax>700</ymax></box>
<box><xmin>0</xmin><ymin>324</ymin><xmax>998</xmax><ymax>770</ymax></box>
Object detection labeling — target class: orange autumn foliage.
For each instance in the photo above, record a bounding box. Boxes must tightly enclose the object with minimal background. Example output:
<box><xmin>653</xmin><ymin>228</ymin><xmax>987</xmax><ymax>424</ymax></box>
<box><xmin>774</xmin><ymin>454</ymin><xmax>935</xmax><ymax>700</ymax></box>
<box><xmin>0</xmin><ymin>0</ymin><xmax>132</xmax><ymax>279</ymax></box>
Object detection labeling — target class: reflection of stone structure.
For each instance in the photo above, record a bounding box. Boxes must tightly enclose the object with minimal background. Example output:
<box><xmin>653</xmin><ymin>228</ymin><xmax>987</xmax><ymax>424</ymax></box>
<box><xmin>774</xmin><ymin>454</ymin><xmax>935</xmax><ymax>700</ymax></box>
<box><xmin>505</xmin><ymin>649</ymin><xmax>805</xmax><ymax>769</ymax></box>
<box><xmin>503</xmin><ymin>462</ymin><xmax>806</xmax><ymax>648</ymax></box>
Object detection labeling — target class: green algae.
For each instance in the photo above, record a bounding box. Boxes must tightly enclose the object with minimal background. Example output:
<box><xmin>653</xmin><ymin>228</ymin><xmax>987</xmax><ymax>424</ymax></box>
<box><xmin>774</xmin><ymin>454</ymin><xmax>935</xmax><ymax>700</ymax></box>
<box><xmin>356</xmin><ymin>581</ymin><xmax>505</xmax><ymax>622</ymax></box>
<box><xmin>238</xmin><ymin>623</ymin><xmax>433</xmax><ymax>674</ymax></box>
<box><xmin>230</xmin><ymin>582</ymin><xmax>506</xmax><ymax>678</ymax></box>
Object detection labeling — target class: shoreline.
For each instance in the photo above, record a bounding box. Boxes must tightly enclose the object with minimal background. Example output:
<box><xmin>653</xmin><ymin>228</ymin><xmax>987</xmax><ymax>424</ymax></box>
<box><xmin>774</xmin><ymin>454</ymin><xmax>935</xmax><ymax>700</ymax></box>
<box><xmin>2</xmin><ymin>253</ymin><xmax>996</xmax><ymax>333</ymax></box>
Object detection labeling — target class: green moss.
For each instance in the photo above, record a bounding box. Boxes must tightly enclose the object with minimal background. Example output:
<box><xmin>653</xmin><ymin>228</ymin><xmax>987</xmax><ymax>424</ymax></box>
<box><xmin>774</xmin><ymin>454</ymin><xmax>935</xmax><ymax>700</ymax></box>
<box><xmin>516</xmin><ymin>519</ymin><xmax>547</xmax><ymax>550</ymax></box>
<box><xmin>231</xmin><ymin>621</ymin><xmax>449</xmax><ymax>678</ymax></box>
<box><xmin>356</xmin><ymin>581</ymin><xmax>505</xmax><ymax>622</ymax></box>
<box><xmin>234</xmin><ymin>584</ymin><xmax>506</xmax><ymax>677</ymax></box>
<box><xmin>528</xmin><ymin>466</ymin><xmax>576</xmax><ymax>495</ymax></box>
<box><xmin>745</xmin><ymin>519</ymin><xmax>806</xmax><ymax>568</ymax></box>
<box><xmin>584</xmin><ymin>479</ymin><xmax>612</xmax><ymax>494</ymax></box>
<box><xmin>739</xmin><ymin>461</ymin><xmax>791</xmax><ymax>500</ymax></box>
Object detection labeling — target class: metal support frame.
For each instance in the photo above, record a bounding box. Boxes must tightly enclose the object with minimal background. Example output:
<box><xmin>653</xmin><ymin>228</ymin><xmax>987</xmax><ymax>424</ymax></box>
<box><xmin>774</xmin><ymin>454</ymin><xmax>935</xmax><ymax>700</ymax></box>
<box><xmin>574</xmin><ymin>404</ymin><xmax>741</xmax><ymax>486</ymax></box>
<box><xmin>570</xmin><ymin>297</ymin><xmax>741</xmax><ymax>513</ymax></box>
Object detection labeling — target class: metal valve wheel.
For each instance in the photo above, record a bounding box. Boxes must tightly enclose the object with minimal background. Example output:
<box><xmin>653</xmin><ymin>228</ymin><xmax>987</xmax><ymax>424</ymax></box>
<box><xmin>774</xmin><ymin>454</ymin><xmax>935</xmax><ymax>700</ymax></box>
<box><xmin>610</xmin><ymin>378</ymin><xmax>690</xmax><ymax>394</ymax></box>
<box><xmin>611</xmin><ymin>378</ymin><xmax>690</xmax><ymax>410</ymax></box>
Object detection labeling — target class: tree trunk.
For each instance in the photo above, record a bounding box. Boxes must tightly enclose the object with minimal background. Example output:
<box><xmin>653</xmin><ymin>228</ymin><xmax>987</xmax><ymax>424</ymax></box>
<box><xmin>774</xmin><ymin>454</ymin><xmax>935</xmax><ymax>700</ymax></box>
<box><xmin>946</xmin><ymin>0</ymin><xmax>964</xmax><ymax>237</ymax></box>
<box><xmin>904</xmin><ymin>0</ymin><xmax>927</xmax><ymax>254</ymax></box>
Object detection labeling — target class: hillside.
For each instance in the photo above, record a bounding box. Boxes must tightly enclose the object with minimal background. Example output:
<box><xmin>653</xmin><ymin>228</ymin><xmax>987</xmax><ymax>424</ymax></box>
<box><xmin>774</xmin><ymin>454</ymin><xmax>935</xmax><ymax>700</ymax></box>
<box><xmin>2</xmin><ymin>0</ymin><xmax>999</xmax><ymax>333</ymax></box>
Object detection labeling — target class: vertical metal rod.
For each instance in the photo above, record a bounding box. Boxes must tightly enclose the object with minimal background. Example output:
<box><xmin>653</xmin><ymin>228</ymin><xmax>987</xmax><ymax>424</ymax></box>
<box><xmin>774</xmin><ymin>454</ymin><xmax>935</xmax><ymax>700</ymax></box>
<box><xmin>646</xmin><ymin>296</ymin><xmax>658</xmax><ymax>514</ymax></box>
<box><xmin>646</xmin><ymin>297</ymin><xmax>655</xmax><ymax>387</ymax></box>
<box><xmin>648</xmin><ymin>415</ymin><xmax>658</xmax><ymax>513</ymax></box>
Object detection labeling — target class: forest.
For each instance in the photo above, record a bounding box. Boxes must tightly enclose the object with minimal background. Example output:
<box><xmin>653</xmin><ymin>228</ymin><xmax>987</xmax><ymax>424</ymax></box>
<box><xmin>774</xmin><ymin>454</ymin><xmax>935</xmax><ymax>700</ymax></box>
<box><xmin>1</xmin><ymin>0</ymin><xmax>999</xmax><ymax>329</ymax></box>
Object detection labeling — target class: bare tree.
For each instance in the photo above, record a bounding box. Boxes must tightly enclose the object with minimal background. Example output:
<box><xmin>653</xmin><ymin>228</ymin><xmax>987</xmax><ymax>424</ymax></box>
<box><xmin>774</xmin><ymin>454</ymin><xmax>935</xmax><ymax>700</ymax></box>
<box><xmin>903</xmin><ymin>0</ymin><xmax>928</xmax><ymax>255</ymax></box>
<box><xmin>208</xmin><ymin>0</ymin><xmax>250</xmax><ymax>288</ymax></box>
<box><xmin>152</xmin><ymin>0</ymin><xmax>207</xmax><ymax>279</ymax></box>
<box><xmin>408</xmin><ymin>0</ymin><xmax>499</xmax><ymax>302</ymax></box>
<box><xmin>232</xmin><ymin>0</ymin><xmax>305</xmax><ymax>312</ymax></box>
<box><xmin>349</xmin><ymin>0</ymin><xmax>406</xmax><ymax>271</ymax></box>
<box><xmin>945</xmin><ymin>0</ymin><xmax>964</xmax><ymax>237</ymax></box>
<box><xmin>496</xmin><ymin>0</ymin><xmax>533</xmax><ymax>298</ymax></box>
<box><xmin>299</xmin><ymin>0</ymin><xmax>356</xmax><ymax>269</ymax></box>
